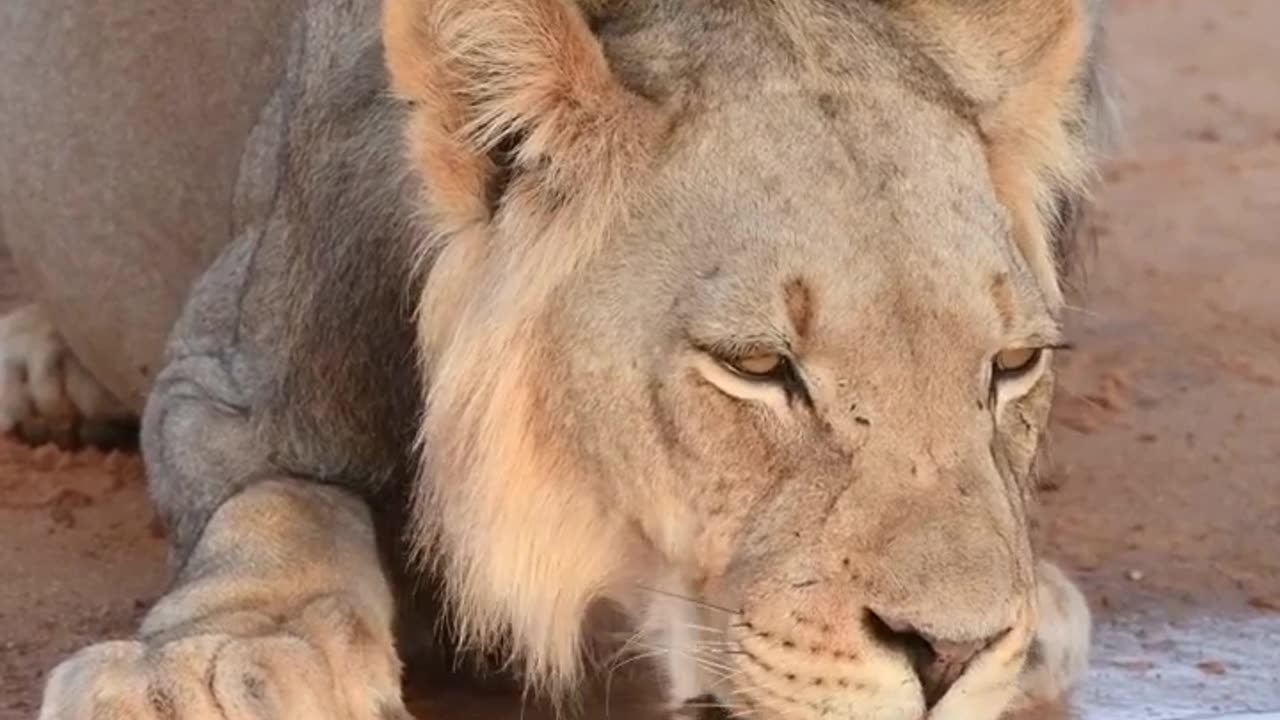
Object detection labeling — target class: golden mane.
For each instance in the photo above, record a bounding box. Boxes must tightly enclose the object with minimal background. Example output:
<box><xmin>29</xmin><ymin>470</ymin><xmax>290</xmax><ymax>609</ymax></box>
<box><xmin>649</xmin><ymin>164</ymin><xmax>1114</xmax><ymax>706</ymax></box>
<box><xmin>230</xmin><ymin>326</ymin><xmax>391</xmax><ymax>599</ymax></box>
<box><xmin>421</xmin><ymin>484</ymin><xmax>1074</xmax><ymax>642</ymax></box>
<box><xmin>384</xmin><ymin>0</ymin><xmax>666</xmax><ymax>695</ymax></box>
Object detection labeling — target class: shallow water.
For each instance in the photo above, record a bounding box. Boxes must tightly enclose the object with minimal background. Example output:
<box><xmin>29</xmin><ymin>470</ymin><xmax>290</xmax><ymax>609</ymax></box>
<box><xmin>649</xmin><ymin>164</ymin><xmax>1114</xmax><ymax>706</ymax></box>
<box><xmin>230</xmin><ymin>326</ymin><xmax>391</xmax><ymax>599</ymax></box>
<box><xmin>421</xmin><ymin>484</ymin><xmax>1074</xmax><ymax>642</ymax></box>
<box><xmin>1075</xmin><ymin>614</ymin><xmax>1280</xmax><ymax>720</ymax></box>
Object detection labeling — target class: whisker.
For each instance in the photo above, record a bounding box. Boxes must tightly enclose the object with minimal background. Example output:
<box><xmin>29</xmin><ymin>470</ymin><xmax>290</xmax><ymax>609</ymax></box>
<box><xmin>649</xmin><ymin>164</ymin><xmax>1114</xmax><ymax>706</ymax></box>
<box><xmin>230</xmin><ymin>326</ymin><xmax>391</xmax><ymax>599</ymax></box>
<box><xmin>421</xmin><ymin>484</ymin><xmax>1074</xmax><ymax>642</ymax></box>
<box><xmin>634</xmin><ymin>584</ymin><xmax>742</xmax><ymax>616</ymax></box>
<box><xmin>689</xmin><ymin>639</ymin><xmax>740</xmax><ymax>649</ymax></box>
<box><xmin>604</xmin><ymin>647</ymin><xmax>670</xmax><ymax>720</ymax></box>
<box><xmin>692</xmin><ymin>657</ymin><xmax>738</xmax><ymax>676</ymax></box>
<box><xmin>605</xmin><ymin>646</ymin><xmax>667</xmax><ymax>673</ymax></box>
<box><xmin>631</xmin><ymin>641</ymin><xmax>739</xmax><ymax>676</ymax></box>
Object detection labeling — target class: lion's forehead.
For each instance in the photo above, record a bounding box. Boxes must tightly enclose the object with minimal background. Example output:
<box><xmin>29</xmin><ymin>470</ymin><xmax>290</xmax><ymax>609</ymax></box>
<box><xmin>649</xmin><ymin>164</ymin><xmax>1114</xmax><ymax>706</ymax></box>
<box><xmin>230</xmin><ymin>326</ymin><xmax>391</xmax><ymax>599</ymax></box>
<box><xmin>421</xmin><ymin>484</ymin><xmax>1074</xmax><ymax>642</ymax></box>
<box><xmin>648</xmin><ymin>80</ymin><xmax>1008</xmax><ymax>244</ymax></box>
<box><xmin>593</xmin><ymin>1</ymin><xmax>1035</xmax><ymax>300</ymax></box>
<box><xmin>623</xmin><ymin>93</ymin><xmax>1027</xmax><ymax>320</ymax></box>
<box><xmin>564</xmin><ymin>2</ymin><xmax>1057</xmax><ymax>383</ymax></box>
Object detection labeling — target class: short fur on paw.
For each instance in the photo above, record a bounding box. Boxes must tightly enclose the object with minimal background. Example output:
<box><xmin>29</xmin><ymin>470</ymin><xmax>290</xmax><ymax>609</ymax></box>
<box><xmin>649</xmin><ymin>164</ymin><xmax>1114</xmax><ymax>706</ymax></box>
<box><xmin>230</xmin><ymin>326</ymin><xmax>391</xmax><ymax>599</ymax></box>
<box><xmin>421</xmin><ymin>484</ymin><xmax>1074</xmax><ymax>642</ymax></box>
<box><xmin>37</xmin><ymin>595</ymin><xmax>411</xmax><ymax>720</ymax></box>
<box><xmin>0</xmin><ymin>304</ymin><xmax>136</xmax><ymax>448</ymax></box>
<box><xmin>1006</xmin><ymin>561</ymin><xmax>1092</xmax><ymax>714</ymax></box>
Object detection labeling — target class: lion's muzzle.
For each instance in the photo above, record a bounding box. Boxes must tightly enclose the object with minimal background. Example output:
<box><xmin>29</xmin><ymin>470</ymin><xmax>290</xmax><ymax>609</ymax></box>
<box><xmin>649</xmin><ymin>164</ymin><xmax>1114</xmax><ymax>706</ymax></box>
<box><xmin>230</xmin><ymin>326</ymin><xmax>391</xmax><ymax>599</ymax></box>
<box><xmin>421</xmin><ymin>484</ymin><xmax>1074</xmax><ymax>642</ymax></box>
<box><xmin>705</xmin><ymin>594</ymin><xmax>1035</xmax><ymax>720</ymax></box>
<box><xmin>700</xmin><ymin>453</ymin><xmax>1038</xmax><ymax>719</ymax></box>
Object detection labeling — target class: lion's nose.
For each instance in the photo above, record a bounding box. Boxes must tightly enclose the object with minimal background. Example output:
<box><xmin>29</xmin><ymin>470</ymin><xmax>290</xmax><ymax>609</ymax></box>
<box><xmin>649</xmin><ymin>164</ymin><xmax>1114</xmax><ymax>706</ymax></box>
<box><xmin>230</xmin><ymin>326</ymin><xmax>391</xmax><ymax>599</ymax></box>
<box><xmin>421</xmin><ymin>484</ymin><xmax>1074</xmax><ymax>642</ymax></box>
<box><xmin>866</xmin><ymin>610</ymin><xmax>1008</xmax><ymax>707</ymax></box>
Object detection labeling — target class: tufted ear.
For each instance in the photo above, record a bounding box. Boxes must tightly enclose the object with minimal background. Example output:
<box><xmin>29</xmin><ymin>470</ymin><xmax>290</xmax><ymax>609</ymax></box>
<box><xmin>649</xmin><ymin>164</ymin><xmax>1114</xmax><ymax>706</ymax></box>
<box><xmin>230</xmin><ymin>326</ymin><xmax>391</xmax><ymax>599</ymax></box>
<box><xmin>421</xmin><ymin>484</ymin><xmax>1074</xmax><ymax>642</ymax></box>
<box><xmin>886</xmin><ymin>0</ymin><xmax>1107</xmax><ymax>306</ymax></box>
<box><xmin>382</xmin><ymin>0</ymin><xmax>659</xmax><ymax>242</ymax></box>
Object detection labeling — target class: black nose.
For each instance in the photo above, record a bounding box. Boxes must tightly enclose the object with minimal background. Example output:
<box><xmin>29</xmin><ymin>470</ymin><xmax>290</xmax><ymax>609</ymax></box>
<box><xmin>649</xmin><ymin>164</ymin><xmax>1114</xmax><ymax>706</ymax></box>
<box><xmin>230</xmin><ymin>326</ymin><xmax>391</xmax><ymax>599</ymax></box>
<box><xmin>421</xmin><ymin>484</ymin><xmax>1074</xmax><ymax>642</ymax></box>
<box><xmin>866</xmin><ymin>610</ymin><xmax>1008</xmax><ymax>708</ymax></box>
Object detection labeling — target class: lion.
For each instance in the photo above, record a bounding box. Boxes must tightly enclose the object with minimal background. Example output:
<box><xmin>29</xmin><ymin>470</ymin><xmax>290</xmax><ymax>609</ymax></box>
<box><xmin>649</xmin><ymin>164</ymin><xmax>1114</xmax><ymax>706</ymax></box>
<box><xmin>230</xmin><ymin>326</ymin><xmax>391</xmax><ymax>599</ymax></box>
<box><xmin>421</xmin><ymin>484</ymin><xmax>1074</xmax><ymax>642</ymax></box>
<box><xmin>0</xmin><ymin>0</ymin><xmax>1111</xmax><ymax>717</ymax></box>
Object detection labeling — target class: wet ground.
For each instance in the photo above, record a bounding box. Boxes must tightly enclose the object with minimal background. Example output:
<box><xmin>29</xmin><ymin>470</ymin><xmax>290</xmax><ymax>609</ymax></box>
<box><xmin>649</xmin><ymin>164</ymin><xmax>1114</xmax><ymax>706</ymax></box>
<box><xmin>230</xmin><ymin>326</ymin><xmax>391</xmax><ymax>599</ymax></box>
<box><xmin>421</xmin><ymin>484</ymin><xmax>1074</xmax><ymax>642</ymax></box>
<box><xmin>1</xmin><ymin>0</ymin><xmax>1278</xmax><ymax>718</ymax></box>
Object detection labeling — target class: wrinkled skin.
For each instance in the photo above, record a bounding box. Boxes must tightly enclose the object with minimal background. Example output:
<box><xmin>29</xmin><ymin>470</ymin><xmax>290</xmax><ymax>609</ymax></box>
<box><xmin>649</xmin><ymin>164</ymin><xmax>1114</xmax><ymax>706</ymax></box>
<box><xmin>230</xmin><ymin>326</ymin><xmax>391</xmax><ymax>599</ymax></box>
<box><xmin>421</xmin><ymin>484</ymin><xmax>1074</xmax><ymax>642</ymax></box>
<box><xmin>0</xmin><ymin>0</ymin><xmax>1106</xmax><ymax>718</ymax></box>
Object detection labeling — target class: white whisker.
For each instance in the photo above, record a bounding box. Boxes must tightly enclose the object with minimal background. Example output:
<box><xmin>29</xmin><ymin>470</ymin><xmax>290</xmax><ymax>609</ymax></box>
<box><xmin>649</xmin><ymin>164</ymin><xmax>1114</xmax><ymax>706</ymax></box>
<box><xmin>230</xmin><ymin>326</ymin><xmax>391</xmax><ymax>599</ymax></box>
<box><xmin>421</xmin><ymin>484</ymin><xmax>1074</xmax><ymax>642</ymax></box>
<box><xmin>634</xmin><ymin>584</ymin><xmax>742</xmax><ymax>616</ymax></box>
<box><xmin>604</xmin><ymin>647</ymin><xmax>669</xmax><ymax>720</ymax></box>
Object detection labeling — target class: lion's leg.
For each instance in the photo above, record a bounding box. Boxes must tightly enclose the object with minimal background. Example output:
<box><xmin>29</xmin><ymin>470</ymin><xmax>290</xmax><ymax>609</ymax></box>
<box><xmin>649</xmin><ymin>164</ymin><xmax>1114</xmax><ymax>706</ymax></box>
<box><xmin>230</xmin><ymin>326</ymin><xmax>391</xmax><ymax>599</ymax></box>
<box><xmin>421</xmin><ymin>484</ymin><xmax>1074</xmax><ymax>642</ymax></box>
<box><xmin>1</xmin><ymin>0</ymin><xmax>303</xmax><ymax>410</ymax></box>
<box><xmin>37</xmin><ymin>478</ymin><xmax>409</xmax><ymax>720</ymax></box>
<box><xmin>0</xmin><ymin>303</ymin><xmax>136</xmax><ymax>448</ymax></box>
<box><xmin>1006</xmin><ymin>561</ymin><xmax>1092</xmax><ymax>715</ymax></box>
<box><xmin>39</xmin><ymin>479</ymin><xmax>408</xmax><ymax>719</ymax></box>
<box><xmin>37</xmin><ymin>275</ymin><xmax>411</xmax><ymax>718</ymax></box>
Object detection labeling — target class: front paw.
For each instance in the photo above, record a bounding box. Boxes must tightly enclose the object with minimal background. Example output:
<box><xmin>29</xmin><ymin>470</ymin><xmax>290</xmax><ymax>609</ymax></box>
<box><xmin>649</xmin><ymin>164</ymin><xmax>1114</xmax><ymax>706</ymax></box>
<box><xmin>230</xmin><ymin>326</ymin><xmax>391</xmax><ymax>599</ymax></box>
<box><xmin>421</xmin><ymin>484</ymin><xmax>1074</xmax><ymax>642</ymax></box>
<box><xmin>1006</xmin><ymin>561</ymin><xmax>1092</xmax><ymax>715</ymax></box>
<box><xmin>0</xmin><ymin>304</ymin><xmax>135</xmax><ymax>448</ymax></box>
<box><xmin>38</xmin><ymin>596</ymin><xmax>411</xmax><ymax>720</ymax></box>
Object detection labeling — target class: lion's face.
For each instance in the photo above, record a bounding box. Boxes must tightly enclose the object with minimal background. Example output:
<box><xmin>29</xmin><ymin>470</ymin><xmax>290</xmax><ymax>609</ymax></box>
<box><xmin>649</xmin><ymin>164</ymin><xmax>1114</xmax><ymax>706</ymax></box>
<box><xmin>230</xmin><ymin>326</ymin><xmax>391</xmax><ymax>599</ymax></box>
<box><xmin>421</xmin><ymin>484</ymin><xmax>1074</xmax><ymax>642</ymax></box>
<box><xmin>385</xmin><ymin>0</ymin><xmax>1101</xmax><ymax>717</ymax></box>
<box><xmin>551</xmin><ymin>74</ymin><xmax>1055</xmax><ymax>718</ymax></box>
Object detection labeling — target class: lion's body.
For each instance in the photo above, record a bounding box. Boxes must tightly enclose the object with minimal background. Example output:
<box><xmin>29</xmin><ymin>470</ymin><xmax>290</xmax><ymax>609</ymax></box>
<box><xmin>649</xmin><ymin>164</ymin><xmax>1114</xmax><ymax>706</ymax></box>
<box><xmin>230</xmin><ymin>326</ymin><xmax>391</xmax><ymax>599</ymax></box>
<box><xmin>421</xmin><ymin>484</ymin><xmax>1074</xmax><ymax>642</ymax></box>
<box><xmin>2</xmin><ymin>1</ymin><xmax>1109</xmax><ymax>718</ymax></box>
<box><xmin>0</xmin><ymin>0</ymin><xmax>303</xmax><ymax>409</ymax></box>
<box><xmin>2</xmin><ymin>0</ymin><xmax>443</xmax><ymax>657</ymax></box>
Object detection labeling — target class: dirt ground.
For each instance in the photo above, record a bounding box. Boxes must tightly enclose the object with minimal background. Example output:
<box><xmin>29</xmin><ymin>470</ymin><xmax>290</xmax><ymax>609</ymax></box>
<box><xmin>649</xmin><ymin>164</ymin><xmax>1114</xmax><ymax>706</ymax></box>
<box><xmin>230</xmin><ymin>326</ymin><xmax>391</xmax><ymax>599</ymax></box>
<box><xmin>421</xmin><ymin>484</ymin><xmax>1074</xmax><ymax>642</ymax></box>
<box><xmin>1</xmin><ymin>0</ymin><xmax>1278</xmax><ymax>718</ymax></box>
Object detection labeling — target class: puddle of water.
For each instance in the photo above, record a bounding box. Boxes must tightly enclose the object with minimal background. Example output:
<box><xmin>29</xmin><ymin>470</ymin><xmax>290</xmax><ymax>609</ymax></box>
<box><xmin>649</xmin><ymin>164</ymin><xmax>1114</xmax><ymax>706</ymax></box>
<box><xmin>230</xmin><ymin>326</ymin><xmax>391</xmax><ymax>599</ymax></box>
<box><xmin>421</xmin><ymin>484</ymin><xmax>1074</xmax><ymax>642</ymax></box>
<box><xmin>1187</xmin><ymin>716</ymin><xmax>1280</xmax><ymax>720</ymax></box>
<box><xmin>1075</xmin><ymin>614</ymin><xmax>1280</xmax><ymax>720</ymax></box>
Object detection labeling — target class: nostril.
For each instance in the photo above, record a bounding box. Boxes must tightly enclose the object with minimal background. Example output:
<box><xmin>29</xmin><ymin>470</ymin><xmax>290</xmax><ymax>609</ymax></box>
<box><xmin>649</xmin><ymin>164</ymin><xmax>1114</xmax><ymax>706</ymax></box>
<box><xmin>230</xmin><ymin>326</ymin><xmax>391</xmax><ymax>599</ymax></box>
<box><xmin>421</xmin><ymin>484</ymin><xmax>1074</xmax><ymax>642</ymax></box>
<box><xmin>864</xmin><ymin>609</ymin><xmax>1009</xmax><ymax>708</ymax></box>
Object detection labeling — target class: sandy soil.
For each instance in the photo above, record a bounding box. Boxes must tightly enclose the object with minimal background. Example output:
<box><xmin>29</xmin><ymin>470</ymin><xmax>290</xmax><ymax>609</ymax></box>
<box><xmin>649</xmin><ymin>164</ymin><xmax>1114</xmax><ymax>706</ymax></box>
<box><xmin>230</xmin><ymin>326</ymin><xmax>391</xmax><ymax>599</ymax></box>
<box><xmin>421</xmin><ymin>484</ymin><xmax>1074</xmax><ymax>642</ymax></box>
<box><xmin>2</xmin><ymin>0</ymin><xmax>1278</xmax><ymax>718</ymax></box>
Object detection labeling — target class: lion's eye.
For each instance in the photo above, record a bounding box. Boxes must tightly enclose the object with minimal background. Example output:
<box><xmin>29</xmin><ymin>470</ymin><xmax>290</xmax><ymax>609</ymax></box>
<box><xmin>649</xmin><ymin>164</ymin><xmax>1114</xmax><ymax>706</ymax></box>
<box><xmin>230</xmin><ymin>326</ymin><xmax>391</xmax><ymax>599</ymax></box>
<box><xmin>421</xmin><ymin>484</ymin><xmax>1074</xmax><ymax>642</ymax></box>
<box><xmin>993</xmin><ymin>347</ymin><xmax>1043</xmax><ymax>380</ymax></box>
<box><xmin>728</xmin><ymin>352</ymin><xmax>786</xmax><ymax>378</ymax></box>
<box><xmin>697</xmin><ymin>348</ymin><xmax>811</xmax><ymax>409</ymax></box>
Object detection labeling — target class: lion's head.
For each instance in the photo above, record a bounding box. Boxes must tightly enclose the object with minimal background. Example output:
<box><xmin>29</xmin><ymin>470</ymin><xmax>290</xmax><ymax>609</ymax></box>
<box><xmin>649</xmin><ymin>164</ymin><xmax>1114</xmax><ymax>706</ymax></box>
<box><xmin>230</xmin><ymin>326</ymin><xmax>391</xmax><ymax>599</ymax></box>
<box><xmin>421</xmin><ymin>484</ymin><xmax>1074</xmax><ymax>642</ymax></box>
<box><xmin>382</xmin><ymin>0</ymin><xmax>1107</xmax><ymax>717</ymax></box>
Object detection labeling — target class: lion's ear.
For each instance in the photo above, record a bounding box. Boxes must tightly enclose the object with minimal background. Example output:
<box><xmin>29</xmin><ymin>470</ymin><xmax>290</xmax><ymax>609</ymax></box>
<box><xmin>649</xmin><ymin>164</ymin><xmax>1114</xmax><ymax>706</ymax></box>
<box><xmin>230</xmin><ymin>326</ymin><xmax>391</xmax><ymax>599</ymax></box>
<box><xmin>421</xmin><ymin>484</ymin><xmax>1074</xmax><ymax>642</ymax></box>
<box><xmin>889</xmin><ymin>0</ymin><xmax>1105</xmax><ymax>305</ymax></box>
<box><xmin>382</xmin><ymin>0</ymin><xmax>658</xmax><ymax>238</ymax></box>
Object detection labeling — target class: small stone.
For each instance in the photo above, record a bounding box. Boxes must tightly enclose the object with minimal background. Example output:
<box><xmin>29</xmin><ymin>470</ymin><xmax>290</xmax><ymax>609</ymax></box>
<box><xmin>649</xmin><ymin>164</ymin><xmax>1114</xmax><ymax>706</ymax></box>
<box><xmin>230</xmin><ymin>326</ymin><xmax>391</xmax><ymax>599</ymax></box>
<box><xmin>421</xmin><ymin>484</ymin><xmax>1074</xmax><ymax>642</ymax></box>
<box><xmin>1196</xmin><ymin>660</ymin><xmax>1227</xmax><ymax>676</ymax></box>
<box><xmin>49</xmin><ymin>488</ymin><xmax>94</xmax><ymax>529</ymax></box>
<box><xmin>1125</xmin><ymin>569</ymin><xmax>1144</xmax><ymax>582</ymax></box>
<box><xmin>1194</xmin><ymin>126</ymin><xmax>1221</xmax><ymax>143</ymax></box>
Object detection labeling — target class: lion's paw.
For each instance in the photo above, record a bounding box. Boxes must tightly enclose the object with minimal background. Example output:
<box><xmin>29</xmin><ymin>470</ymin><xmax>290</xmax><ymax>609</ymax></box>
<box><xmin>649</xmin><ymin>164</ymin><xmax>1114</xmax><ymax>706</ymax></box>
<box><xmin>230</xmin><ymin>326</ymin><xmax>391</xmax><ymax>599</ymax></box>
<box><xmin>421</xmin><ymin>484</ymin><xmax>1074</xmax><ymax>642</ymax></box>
<box><xmin>1007</xmin><ymin>561</ymin><xmax>1092</xmax><ymax>715</ymax></box>
<box><xmin>38</xmin><ymin>597</ymin><xmax>411</xmax><ymax>720</ymax></box>
<box><xmin>0</xmin><ymin>304</ymin><xmax>135</xmax><ymax>448</ymax></box>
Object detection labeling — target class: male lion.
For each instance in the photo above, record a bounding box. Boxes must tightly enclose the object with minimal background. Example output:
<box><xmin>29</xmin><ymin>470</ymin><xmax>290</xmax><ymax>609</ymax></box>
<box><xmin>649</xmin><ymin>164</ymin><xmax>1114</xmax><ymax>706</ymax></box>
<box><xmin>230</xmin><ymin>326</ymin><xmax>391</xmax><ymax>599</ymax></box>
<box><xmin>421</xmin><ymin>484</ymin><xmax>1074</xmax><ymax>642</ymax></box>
<box><xmin>1</xmin><ymin>0</ymin><xmax>1110</xmax><ymax>717</ymax></box>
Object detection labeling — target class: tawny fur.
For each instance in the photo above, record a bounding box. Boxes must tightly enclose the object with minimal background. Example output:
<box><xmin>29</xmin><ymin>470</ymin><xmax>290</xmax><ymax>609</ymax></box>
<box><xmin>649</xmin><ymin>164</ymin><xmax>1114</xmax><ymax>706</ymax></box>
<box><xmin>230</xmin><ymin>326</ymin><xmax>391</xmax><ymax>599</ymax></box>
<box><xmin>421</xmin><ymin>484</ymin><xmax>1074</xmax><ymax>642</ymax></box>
<box><xmin>381</xmin><ymin>0</ymin><xmax>1111</xmax><ymax>704</ymax></box>
<box><xmin>5</xmin><ymin>0</ymin><xmax>1115</xmax><ymax>718</ymax></box>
